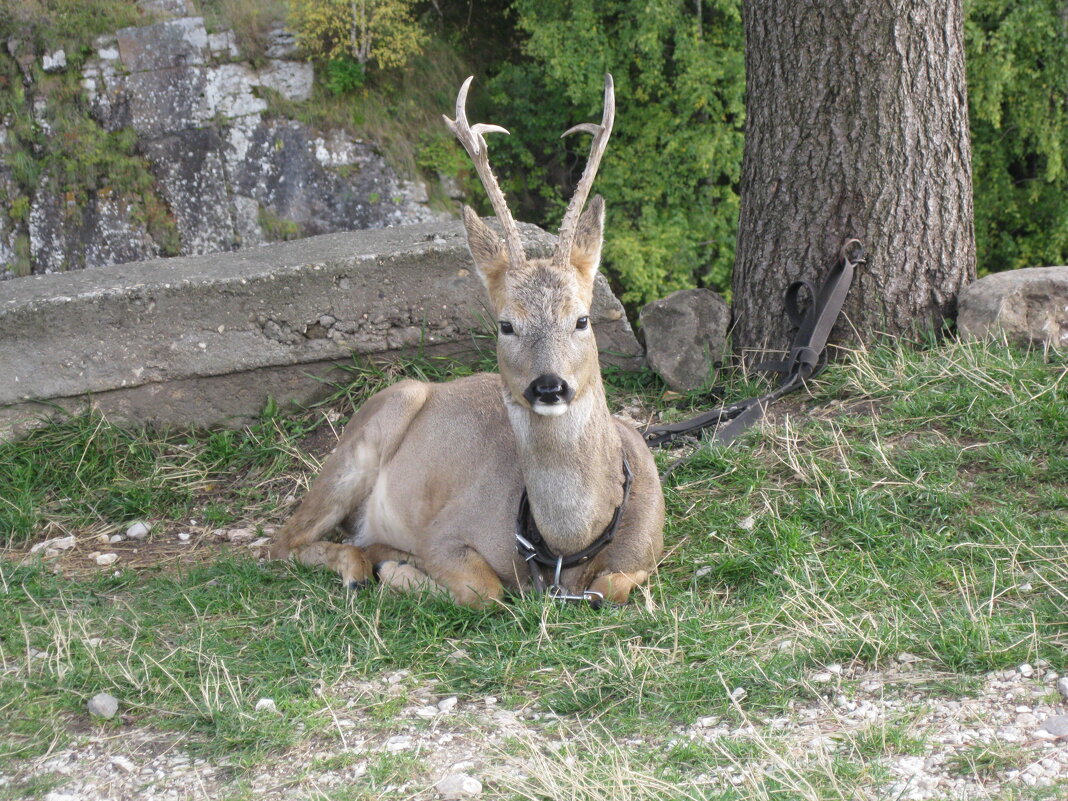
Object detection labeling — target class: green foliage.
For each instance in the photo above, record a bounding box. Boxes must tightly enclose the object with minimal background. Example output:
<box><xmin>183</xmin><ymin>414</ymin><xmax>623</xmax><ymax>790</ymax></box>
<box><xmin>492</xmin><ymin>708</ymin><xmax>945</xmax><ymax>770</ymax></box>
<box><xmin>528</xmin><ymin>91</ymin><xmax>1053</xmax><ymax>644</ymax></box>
<box><xmin>288</xmin><ymin>0</ymin><xmax>427</xmax><ymax>70</ymax></box>
<box><xmin>322</xmin><ymin>54</ymin><xmax>366</xmax><ymax>94</ymax></box>
<box><xmin>483</xmin><ymin>0</ymin><xmax>745</xmax><ymax>306</ymax></box>
<box><xmin>966</xmin><ymin>0</ymin><xmax>1068</xmax><ymax>275</ymax></box>
<box><xmin>0</xmin><ymin>0</ymin><xmax>142</xmax><ymax>55</ymax></box>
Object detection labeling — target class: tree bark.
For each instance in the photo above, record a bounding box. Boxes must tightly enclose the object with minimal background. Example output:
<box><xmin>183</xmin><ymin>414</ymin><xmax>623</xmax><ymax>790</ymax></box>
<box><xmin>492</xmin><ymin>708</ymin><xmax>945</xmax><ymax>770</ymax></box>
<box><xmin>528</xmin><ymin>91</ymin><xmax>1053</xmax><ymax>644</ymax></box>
<box><xmin>731</xmin><ymin>0</ymin><xmax>976</xmax><ymax>358</ymax></box>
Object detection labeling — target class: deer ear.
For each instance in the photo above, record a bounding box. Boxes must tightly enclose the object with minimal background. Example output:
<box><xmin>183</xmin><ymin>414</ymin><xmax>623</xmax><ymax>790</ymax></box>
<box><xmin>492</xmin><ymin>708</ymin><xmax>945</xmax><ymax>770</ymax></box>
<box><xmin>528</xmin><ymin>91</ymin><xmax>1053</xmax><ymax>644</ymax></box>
<box><xmin>570</xmin><ymin>195</ymin><xmax>605</xmax><ymax>285</ymax></box>
<box><xmin>462</xmin><ymin>206</ymin><xmax>510</xmax><ymax>308</ymax></box>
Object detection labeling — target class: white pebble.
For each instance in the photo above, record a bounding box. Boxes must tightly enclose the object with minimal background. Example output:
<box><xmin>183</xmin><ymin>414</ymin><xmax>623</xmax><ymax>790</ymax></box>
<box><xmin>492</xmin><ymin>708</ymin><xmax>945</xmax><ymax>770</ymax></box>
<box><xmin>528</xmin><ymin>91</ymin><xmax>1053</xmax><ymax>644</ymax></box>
<box><xmin>126</xmin><ymin>521</ymin><xmax>151</xmax><ymax>540</ymax></box>
<box><xmin>87</xmin><ymin>692</ymin><xmax>118</xmax><ymax>719</ymax></box>
<box><xmin>436</xmin><ymin>773</ymin><xmax>482</xmax><ymax>799</ymax></box>
<box><xmin>738</xmin><ymin>516</ymin><xmax>756</xmax><ymax>531</ymax></box>
<box><xmin>254</xmin><ymin>698</ymin><xmax>277</xmax><ymax>713</ymax></box>
<box><xmin>30</xmin><ymin>535</ymin><xmax>77</xmax><ymax>554</ymax></box>
<box><xmin>437</xmin><ymin>696</ymin><xmax>458</xmax><ymax>713</ymax></box>
<box><xmin>1019</xmin><ymin>663</ymin><xmax>1034</xmax><ymax>677</ymax></box>
<box><xmin>95</xmin><ymin>553</ymin><xmax>118</xmax><ymax>566</ymax></box>
<box><xmin>384</xmin><ymin>735</ymin><xmax>412</xmax><ymax>752</ymax></box>
<box><xmin>177</xmin><ymin>532</ymin><xmax>191</xmax><ymax>542</ymax></box>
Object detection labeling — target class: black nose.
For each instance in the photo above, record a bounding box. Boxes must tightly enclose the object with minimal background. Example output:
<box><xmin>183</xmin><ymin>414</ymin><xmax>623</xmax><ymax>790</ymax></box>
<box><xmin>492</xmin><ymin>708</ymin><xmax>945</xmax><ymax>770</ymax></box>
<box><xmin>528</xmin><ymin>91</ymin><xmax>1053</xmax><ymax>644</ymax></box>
<box><xmin>523</xmin><ymin>373</ymin><xmax>573</xmax><ymax>405</ymax></box>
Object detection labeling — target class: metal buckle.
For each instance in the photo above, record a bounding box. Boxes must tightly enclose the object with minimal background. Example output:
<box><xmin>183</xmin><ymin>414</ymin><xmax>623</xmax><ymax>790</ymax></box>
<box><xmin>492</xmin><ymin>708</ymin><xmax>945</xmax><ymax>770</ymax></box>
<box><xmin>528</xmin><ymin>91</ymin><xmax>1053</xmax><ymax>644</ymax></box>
<box><xmin>545</xmin><ymin>557</ymin><xmax>604</xmax><ymax>604</ymax></box>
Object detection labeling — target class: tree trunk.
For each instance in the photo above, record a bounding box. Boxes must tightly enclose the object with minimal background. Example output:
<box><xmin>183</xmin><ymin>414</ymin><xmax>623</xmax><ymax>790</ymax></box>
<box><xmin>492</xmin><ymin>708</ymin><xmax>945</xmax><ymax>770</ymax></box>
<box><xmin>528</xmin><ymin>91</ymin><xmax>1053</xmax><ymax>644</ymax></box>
<box><xmin>731</xmin><ymin>0</ymin><xmax>976</xmax><ymax>358</ymax></box>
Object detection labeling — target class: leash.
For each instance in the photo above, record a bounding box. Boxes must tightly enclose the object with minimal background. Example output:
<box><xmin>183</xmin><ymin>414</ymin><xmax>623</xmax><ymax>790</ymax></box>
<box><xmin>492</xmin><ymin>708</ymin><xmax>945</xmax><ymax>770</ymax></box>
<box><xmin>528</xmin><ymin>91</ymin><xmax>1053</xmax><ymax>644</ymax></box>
<box><xmin>643</xmin><ymin>240</ymin><xmax>863</xmax><ymax>450</ymax></box>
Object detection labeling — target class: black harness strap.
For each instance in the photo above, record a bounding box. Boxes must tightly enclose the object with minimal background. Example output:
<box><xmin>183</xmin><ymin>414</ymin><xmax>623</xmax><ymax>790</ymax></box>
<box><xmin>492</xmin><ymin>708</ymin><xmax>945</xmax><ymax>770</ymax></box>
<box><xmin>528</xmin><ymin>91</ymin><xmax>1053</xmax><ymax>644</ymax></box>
<box><xmin>516</xmin><ymin>455</ymin><xmax>633</xmax><ymax>601</ymax></box>
<box><xmin>643</xmin><ymin>240</ymin><xmax>863</xmax><ymax>450</ymax></box>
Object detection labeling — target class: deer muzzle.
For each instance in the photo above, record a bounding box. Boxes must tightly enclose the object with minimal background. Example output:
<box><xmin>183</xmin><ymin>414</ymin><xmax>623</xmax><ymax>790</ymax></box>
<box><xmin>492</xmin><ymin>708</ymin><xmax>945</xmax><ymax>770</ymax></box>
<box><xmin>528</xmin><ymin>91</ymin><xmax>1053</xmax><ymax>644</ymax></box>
<box><xmin>524</xmin><ymin>373</ymin><xmax>574</xmax><ymax>416</ymax></box>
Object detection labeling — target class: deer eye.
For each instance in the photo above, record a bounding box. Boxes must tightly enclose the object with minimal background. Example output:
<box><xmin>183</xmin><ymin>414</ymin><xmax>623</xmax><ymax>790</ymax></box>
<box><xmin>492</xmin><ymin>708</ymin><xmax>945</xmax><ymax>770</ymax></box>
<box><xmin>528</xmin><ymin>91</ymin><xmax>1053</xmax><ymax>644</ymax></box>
<box><xmin>499</xmin><ymin>320</ymin><xmax>515</xmax><ymax>335</ymax></box>
<box><xmin>575</xmin><ymin>316</ymin><xmax>590</xmax><ymax>331</ymax></box>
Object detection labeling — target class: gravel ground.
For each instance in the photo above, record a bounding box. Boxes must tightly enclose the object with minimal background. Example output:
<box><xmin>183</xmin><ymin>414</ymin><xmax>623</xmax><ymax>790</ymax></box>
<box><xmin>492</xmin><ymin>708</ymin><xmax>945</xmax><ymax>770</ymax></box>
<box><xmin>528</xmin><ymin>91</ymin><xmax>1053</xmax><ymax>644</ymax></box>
<box><xmin>4</xmin><ymin>659</ymin><xmax>1066</xmax><ymax>800</ymax></box>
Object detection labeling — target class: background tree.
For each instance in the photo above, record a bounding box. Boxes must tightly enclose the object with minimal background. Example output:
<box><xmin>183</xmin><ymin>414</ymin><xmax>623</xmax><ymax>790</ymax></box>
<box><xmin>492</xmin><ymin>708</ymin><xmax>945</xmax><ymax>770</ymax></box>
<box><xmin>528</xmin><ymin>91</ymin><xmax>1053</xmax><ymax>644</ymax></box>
<box><xmin>731</xmin><ymin>0</ymin><xmax>976</xmax><ymax>356</ymax></box>
<box><xmin>288</xmin><ymin>0</ymin><xmax>427</xmax><ymax>71</ymax></box>
<box><xmin>966</xmin><ymin>0</ymin><xmax>1068</xmax><ymax>275</ymax></box>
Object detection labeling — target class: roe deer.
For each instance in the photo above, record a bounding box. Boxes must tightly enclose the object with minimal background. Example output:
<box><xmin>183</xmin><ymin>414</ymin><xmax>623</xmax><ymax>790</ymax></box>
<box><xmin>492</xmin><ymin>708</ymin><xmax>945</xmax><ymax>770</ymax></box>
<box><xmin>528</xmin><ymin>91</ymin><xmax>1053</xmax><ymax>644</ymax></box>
<box><xmin>269</xmin><ymin>75</ymin><xmax>664</xmax><ymax>607</ymax></box>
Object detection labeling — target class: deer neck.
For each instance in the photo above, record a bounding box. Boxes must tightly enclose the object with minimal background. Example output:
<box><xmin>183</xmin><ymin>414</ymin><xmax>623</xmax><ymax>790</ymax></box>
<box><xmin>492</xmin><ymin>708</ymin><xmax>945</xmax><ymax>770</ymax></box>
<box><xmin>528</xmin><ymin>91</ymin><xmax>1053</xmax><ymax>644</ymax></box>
<box><xmin>505</xmin><ymin>378</ymin><xmax>625</xmax><ymax>555</ymax></box>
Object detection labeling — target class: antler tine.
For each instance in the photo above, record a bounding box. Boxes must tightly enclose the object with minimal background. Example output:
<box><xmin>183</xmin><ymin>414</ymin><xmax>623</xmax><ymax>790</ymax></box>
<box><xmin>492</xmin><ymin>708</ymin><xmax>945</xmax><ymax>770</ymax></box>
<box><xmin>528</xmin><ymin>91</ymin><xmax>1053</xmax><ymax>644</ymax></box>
<box><xmin>443</xmin><ymin>76</ymin><xmax>526</xmax><ymax>268</ymax></box>
<box><xmin>553</xmin><ymin>74</ymin><xmax>616</xmax><ymax>269</ymax></box>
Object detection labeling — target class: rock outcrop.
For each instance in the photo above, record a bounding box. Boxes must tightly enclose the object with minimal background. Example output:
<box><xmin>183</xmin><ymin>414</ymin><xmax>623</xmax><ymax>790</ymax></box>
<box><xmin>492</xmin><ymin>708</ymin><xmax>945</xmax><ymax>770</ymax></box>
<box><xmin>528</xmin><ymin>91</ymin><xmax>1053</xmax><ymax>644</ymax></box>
<box><xmin>1</xmin><ymin>12</ymin><xmax>441</xmax><ymax>280</ymax></box>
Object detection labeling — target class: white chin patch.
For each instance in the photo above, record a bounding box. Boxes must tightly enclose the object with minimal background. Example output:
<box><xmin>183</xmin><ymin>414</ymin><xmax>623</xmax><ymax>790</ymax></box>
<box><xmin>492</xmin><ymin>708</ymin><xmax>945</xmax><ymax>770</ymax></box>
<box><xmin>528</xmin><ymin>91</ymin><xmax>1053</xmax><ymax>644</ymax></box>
<box><xmin>532</xmin><ymin>402</ymin><xmax>569</xmax><ymax>417</ymax></box>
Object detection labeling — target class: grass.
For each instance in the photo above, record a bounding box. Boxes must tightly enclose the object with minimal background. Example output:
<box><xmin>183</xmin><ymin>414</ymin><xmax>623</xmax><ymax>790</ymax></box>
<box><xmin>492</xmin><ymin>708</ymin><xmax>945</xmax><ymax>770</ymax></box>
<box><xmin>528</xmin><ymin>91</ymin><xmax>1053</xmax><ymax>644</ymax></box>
<box><xmin>0</xmin><ymin>337</ymin><xmax>1066</xmax><ymax>800</ymax></box>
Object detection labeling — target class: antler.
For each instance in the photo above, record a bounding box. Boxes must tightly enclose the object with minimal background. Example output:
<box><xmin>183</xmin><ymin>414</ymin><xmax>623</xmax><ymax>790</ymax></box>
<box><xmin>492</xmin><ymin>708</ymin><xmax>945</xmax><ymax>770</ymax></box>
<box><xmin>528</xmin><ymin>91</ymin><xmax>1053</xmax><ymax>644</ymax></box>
<box><xmin>443</xmin><ymin>76</ymin><xmax>526</xmax><ymax>268</ymax></box>
<box><xmin>553</xmin><ymin>74</ymin><xmax>615</xmax><ymax>269</ymax></box>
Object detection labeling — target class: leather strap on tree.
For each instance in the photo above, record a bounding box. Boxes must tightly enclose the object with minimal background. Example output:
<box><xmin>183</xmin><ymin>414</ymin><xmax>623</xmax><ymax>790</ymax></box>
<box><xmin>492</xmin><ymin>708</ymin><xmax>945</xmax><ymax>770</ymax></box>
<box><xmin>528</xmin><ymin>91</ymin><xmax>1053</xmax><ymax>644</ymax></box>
<box><xmin>643</xmin><ymin>240</ymin><xmax>863</xmax><ymax>450</ymax></box>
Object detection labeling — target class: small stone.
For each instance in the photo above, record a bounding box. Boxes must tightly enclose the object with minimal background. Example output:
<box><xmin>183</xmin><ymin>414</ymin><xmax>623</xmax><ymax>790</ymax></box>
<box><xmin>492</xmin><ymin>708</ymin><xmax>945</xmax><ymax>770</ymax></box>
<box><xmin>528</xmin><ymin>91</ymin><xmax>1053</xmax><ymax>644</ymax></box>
<box><xmin>126</xmin><ymin>521</ymin><xmax>151</xmax><ymax>540</ymax></box>
<box><xmin>730</xmin><ymin>687</ymin><xmax>747</xmax><ymax>702</ymax></box>
<box><xmin>827</xmin><ymin>663</ymin><xmax>843</xmax><ymax>675</ymax></box>
<box><xmin>414</xmin><ymin>705</ymin><xmax>439</xmax><ymax>719</ymax></box>
<box><xmin>42</xmin><ymin>49</ymin><xmax>66</xmax><ymax>72</ymax></box>
<box><xmin>738</xmin><ymin>516</ymin><xmax>756</xmax><ymax>531</ymax></box>
<box><xmin>777</xmin><ymin>640</ymin><xmax>793</xmax><ymax>652</ymax></box>
<box><xmin>896</xmin><ymin>652</ymin><xmax>922</xmax><ymax>664</ymax></box>
<box><xmin>695</xmin><ymin>716</ymin><xmax>718</xmax><ymax>727</ymax></box>
<box><xmin>29</xmin><ymin>535</ymin><xmax>77</xmax><ymax>554</ymax></box>
<box><xmin>84</xmin><ymin>638</ymin><xmax>103</xmax><ymax>648</ymax></box>
<box><xmin>96</xmin><ymin>534</ymin><xmax>112</xmax><ymax>545</ymax></box>
<box><xmin>1057</xmin><ymin>677</ymin><xmax>1068</xmax><ymax>701</ymax></box>
<box><xmin>226</xmin><ymin>528</ymin><xmax>255</xmax><ymax>543</ymax></box>
<box><xmin>1019</xmin><ymin>663</ymin><xmax>1034</xmax><ymax>677</ymax></box>
<box><xmin>812</xmin><ymin>672</ymin><xmax>833</xmax><ymax>683</ymax></box>
<box><xmin>483</xmin><ymin>696</ymin><xmax>498</xmax><ymax>706</ymax></box>
<box><xmin>88</xmin><ymin>692</ymin><xmax>118</xmax><ymax>719</ymax></box>
<box><xmin>109</xmin><ymin>534</ymin><xmax>124</xmax><ymax>543</ymax></box>
<box><xmin>177</xmin><ymin>532</ymin><xmax>191</xmax><ymax>542</ymax></box>
<box><xmin>437</xmin><ymin>696</ymin><xmax>458</xmax><ymax>713</ymax></box>
<box><xmin>254</xmin><ymin>698</ymin><xmax>277</xmax><ymax>713</ymax></box>
<box><xmin>695</xmin><ymin>565</ymin><xmax>713</xmax><ymax>578</ymax></box>
<box><xmin>435</xmin><ymin>773</ymin><xmax>482</xmax><ymax>799</ymax></box>
<box><xmin>384</xmin><ymin>735</ymin><xmax>413</xmax><ymax>752</ymax></box>
<box><xmin>1039</xmin><ymin>715</ymin><xmax>1068</xmax><ymax>738</ymax></box>
<box><xmin>110</xmin><ymin>755</ymin><xmax>136</xmax><ymax>773</ymax></box>
<box><xmin>95</xmin><ymin>553</ymin><xmax>119</xmax><ymax>566</ymax></box>
<box><xmin>1019</xmin><ymin>582</ymin><xmax>1033</xmax><ymax>591</ymax></box>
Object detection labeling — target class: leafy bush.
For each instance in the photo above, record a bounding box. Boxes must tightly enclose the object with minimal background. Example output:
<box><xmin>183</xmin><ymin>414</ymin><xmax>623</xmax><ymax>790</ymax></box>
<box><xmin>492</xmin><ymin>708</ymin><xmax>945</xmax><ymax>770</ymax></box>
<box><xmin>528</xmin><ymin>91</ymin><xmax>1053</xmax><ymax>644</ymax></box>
<box><xmin>288</xmin><ymin>0</ymin><xmax>426</xmax><ymax>70</ymax></box>
<box><xmin>322</xmin><ymin>54</ymin><xmax>366</xmax><ymax>94</ymax></box>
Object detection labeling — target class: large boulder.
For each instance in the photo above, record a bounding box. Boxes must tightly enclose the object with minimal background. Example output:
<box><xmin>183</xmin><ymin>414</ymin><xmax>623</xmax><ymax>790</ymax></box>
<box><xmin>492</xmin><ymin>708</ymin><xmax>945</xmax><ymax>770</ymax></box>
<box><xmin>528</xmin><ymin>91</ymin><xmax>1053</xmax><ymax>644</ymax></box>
<box><xmin>640</xmin><ymin>288</ymin><xmax>729</xmax><ymax>391</ymax></box>
<box><xmin>958</xmin><ymin>267</ymin><xmax>1068</xmax><ymax>349</ymax></box>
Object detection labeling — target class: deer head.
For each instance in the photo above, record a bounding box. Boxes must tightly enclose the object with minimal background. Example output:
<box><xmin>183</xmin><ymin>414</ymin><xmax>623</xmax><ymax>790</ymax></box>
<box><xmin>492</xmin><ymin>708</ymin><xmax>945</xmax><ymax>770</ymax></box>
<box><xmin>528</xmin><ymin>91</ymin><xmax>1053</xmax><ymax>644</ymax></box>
<box><xmin>445</xmin><ymin>75</ymin><xmax>615</xmax><ymax>418</ymax></box>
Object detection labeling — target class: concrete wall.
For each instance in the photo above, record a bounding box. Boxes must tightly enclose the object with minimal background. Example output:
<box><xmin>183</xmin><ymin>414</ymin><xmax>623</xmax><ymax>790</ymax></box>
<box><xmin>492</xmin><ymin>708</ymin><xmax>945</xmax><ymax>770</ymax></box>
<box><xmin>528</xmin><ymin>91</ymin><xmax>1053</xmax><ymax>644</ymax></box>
<box><xmin>1</xmin><ymin>220</ymin><xmax>642</xmax><ymax>439</ymax></box>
